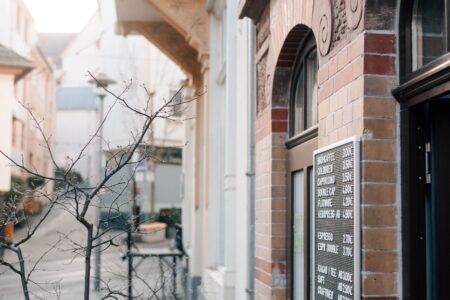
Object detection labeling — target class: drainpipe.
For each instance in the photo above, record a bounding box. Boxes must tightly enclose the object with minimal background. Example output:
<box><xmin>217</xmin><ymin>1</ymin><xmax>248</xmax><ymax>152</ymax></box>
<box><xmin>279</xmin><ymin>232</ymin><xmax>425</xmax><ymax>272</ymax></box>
<box><xmin>245</xmin><ymin>19</ymin><xmax>256</xmax><ymax>300</ymax></box>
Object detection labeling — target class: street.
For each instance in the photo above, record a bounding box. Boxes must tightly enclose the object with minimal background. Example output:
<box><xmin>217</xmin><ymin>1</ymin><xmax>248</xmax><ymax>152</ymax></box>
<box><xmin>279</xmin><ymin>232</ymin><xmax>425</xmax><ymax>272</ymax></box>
<box><xmin>0</xmin><ymin>206</ymin><xmax>182</xmax><ymax>300</ymax></box>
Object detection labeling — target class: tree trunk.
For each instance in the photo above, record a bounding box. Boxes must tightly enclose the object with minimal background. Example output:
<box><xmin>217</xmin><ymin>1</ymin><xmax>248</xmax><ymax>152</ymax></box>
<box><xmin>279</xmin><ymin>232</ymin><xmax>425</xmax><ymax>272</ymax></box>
<box><xmin>17</xmin><ymin>248</ymin><xmax>30</xmax><ymax>300</ymax></box>
<box><xmin>84</xmin><ymin>225</ymin><xmax>93</xmax><ymax>300</ymax></box>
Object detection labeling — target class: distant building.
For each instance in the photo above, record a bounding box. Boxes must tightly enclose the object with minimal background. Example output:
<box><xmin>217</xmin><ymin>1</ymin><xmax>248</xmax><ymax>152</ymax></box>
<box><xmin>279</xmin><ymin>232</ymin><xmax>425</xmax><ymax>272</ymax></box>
<box><xmin>54</xmin><ymin>86</ymin><xmax>97</xmax><ymax>182</ymax></box>
<box><xmin>50</xmin><ymin>0</ymin><xmax>186</xmax><ymax>218</ymax></box>
<box><xmin>0</xmin><ymin>0</ymin><xmax>57</xmax><ymax>196</ymax></box>
<box><xmin>38</xmin><ymin>33</ymin><xmax>76</xmax><ymax>70</ymax></box>
<box><xmin>0</xmin><ymin>44</ymin><xmax>33</xmax><ymax>193</ymax></box>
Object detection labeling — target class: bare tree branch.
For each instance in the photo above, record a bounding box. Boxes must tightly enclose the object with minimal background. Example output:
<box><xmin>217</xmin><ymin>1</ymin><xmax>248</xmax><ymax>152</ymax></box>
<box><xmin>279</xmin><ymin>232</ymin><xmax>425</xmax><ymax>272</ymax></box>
<box><xmin>0</xmin><ymin>73</ymin><xmax>195</xmax><ymax>300</ymax></box>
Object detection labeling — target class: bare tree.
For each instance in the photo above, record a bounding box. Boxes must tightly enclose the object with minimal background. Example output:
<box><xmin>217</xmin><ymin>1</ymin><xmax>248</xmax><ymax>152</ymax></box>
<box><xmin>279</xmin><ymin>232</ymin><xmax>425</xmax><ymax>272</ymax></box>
<box><xmin>0</xmin><ymin>73</ymin><xmax>195</xmax><ymax>300</ymax></box>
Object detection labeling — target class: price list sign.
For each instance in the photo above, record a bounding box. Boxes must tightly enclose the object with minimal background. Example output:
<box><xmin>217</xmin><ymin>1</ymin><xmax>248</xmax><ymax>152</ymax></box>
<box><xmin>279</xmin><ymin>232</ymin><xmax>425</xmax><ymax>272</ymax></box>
<box><xmin>312</xmin><ymin>137</ymin><xmax>360</xmax><ymax>300</ymax></box>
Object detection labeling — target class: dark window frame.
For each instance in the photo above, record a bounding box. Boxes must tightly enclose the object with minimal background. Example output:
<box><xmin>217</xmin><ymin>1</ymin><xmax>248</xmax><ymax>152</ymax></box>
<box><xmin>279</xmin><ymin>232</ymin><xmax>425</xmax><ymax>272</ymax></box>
<box><xmin>400</xmin><ymin>0</ymin><xmax>450</xmax><ymax>82</ymax></box>
<box><xmin>287</xmin><ymin>31</ymin><xmax>318</xmax><ymax>147</ymax></box>
<box><xmin>287</xmin><ymin>138</ymin><xmax>317</xmax><ymax>300</ymax></box>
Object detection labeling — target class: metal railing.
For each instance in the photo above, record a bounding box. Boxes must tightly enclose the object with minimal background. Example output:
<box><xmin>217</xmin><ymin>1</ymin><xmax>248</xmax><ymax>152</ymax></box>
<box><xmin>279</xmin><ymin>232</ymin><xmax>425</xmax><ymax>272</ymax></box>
<box><xmin>123</xmin><ymin>224</ymin><xmax>189</xmax><ymax>299</ymax></box>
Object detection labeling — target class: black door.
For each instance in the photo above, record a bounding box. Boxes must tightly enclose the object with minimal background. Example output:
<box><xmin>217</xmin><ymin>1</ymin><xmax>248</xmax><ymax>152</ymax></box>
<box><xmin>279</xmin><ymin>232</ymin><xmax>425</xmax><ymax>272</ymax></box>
<box><xmin>410</xmin><ymin>95</ymin><xmax>450</xmax><ymax>300</ymax></box>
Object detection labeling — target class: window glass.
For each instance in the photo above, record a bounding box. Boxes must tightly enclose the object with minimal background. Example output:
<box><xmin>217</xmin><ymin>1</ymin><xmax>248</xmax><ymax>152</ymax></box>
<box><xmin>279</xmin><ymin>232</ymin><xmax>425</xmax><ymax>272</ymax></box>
<box><xmin>291</xmin><ymin>40</ymin><xmax>318</xmax><ymax>137</ymax></box>
<box><xmin>293</xmin><ymin>170</ymin><xmax>305</xmax><ymax>299</ymax></box>
<box><xmin>306</xmin><ymin>50</ymin><xmax>318</xmax><ymax>128</ymax></box>
<box><xmin>294</xmin><ymin>70</ymin><xmax>305</xmax><ymax>134</ymax></box>
<box><xmin>412</xmin><ymin>0</ymin><xmax>446</xmax><ymax>70</ymax></box>
<box><xmin>308</xmin><ymin>167</ymin><xmax>314</xmax><ymax>298</ymax></box>
<box><xmin>170</xmin><ymin>89</ymin><xmax>183</xmax><ymax>117</ymax></box>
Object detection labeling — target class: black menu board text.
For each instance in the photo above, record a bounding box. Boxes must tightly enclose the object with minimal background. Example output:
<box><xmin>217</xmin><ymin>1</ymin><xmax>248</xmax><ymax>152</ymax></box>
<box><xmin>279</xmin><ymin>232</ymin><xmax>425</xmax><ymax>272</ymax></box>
<box><xmin>313</xmin><ymin>138</ymin><xmax>360</xmax><ymax>300</ymax></box>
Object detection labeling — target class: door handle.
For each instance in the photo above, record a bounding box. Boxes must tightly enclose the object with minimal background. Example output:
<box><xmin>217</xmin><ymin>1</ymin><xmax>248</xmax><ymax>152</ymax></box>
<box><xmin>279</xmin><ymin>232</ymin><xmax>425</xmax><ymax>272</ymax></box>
<box><xmin>425</xmin><ymin>142</ymin><xmax>431</xmax><ymax>184</ymax></box>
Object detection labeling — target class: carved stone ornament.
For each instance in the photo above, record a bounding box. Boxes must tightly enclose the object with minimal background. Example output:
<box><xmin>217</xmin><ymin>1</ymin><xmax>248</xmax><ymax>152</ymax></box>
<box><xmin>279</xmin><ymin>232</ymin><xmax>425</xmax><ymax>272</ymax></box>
<box><xmin>345</xmin><ymin>0</ymin><xmax>363</xmax><ymax>29</ymax></box>
<box><xmin>315</xmin><ymin>0</ymin><xmax>333</xmax><ymax>56</ymax></box>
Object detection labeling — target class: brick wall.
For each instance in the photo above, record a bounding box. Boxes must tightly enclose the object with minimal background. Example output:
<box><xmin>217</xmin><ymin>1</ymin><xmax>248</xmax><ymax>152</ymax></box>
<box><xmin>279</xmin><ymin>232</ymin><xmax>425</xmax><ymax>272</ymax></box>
<box><xmin>252</xmin><ymin>1</ymin><xmax>319</xmax><ymax>297</ymax></box>
<box><xmin>254</xmin><ymin>106</ymin><xmax>289</xmax><ymax>299</ymax></box>
<box><xmin>250</xmin><ymin>0</ymin><xmax>401</xmax><ymax>299</ymax></box>
<box><xmin>319</xmin><ymin>30</ymin><xmax>400</xmax><ymax>299</ymax></box>
<box><xmin>360</xmin><ymin>32</ymin><xmax>399</xmax><ymax>300</ymax></box>
<box><xmin>317</xmin><ymin>33</ymin><xmax>365</xmax><ymax>147</ymax></box>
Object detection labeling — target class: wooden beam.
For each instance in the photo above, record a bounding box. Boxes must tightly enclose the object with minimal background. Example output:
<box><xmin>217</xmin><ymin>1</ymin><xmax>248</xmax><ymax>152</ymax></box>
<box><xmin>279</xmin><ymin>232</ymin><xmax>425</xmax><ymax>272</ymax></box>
<box><xmin>0</xmin><ymin>66</ymin><xmax>23</xmax><ymax>75</ymax></box>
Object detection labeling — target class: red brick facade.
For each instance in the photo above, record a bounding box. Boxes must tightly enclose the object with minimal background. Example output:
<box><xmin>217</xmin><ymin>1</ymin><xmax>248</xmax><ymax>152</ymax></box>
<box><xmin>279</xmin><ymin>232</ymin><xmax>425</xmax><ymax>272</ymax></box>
<box><xmin>243</xmin><ymin>0</ymin><xmax>401</xmax><ymax>299</ymax></box>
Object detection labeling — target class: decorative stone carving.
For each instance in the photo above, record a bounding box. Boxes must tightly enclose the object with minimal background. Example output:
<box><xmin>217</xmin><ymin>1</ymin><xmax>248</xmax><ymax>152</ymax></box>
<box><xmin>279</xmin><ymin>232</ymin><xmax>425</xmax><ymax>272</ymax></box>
<box><xmin>333</xmin><ymin>0</ymin><xmax>348</xmax><ymax>45</ymax></box>
<box><xmin>314</xmin><ymin>0</ymin><xmax>364</xmax><ymax>57</ymax></box>
<box><xmin>345</xmin><ymin>0</ymin><xmax>363</xmax><ymax>29</ymax></box>
<box><xmin>315</xmin><ymin>0</ymin><xmax>334</xmax><ymax>56</ymax></box>
<box><xmin>257</xmin><ymin>53</ymin><xmax>268</xmax><ymax>114</ymax></box>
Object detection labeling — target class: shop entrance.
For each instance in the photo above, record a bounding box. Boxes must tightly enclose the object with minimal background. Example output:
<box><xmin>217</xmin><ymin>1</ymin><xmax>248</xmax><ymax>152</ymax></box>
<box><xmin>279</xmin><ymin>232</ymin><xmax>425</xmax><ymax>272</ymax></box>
<box><xmin>408</xmin><ymin>94</ymin><xmax>450</xmax><ymax>299</ymax></box>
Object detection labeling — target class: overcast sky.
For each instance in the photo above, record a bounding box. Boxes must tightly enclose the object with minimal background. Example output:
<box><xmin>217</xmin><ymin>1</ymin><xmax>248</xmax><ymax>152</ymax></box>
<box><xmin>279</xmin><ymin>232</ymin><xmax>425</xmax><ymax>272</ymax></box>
<box><xmin>24</xmin><ymin>0</ymin><xmax>98</xmax><ymax>33</ymax></box>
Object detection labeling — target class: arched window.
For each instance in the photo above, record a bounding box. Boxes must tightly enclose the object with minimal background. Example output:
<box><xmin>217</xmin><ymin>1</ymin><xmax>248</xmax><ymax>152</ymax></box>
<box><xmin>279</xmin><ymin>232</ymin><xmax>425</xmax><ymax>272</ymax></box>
<box><xmin>285</xmin><ymin>29</ymin><xmax>318</xmax><ymax>300</ymax></box>
<box><xmin>401</xmin><ymin>0</ymin><xmax>449</xmax><ymax>78</ymax></box>
<box><xmin>290</xmin><ymin>32</ymin><xmax>318</xmax><ymax>137</ymax></box>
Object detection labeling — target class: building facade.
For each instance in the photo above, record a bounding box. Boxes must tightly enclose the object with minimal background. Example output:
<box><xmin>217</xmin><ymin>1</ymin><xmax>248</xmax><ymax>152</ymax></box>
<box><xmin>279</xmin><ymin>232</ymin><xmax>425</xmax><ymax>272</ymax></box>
<box><xmin>115</xmin><ymin>0</ymin><xmax>450</xmax><ymax>299</ymax></box>
<box><xmin>0</xmin><ymin>0</ymin><xmax>56</xmax><ymax>195</ymax></box>
<box><xmin>0</xmin><ymin>45</ymin><xmax>32</xmax><ymax>194</ymax></box>
<box><xmin>238</xmin><ymin>0</ymin><xmax>450</xmax><ymax>299</ymax></box>
<box><xmin>51</xmin><ymin>0</ymin><xmax>186</xmax><ymax>219</ymax></box>
<box><xmin>115</xmin><ymin>0</ymin><xmax>256</xmax><ymax>299</ymax></box>
<box><xmin>54</xmin><ymin>86</ymin><xmax>98</xmax><ymax>182</ymax></box>
<box><xmin>52</xmin><ymin>1</ymin><xmax>184</xmax><ymax>183</ymax></box>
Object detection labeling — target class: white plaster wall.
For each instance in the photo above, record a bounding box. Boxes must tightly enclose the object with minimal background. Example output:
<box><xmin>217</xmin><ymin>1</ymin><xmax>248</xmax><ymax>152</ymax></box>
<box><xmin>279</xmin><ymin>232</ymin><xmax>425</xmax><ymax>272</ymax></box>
<box><xmin>60</xmin><ymin>12</ymin><xmax>103</xmax><ymax>86</ymax></box>
<box><xmin>223</xmin><ymin>0</ymin><xmax>238</xmax><ymax>290</ymax></box>
<box><xmin>0</xmin><ymin>1</ymin><xmax>13</xmax><ymax>48</ymax></box>
<box><xmin>0</xmin><ymin>75</ymin><xmax>15</xmax><ymax>192</ymax></box>
<box><xmin>0</xmin><ymin>0</ymin><xmax>39</xmax><ymax>59</ymax></box>
<box><xmin>0</xmin><ymin>0</ymin><xmax>56</xmax><ymax>185</ymax></box>
<box><xmin>182</xmin><ymin>91</ymin><xmax>204</xmax><ymax>280</ymax></box>
<box><xmin>182</xmin><ymin>98</ymin><xmax>197</xmax><ymax>269</ymax></box>
<box><xmin>234</xmin><ymin>18</ymin><xmax>254</xmax><ymax>300</ymax></box>
<box><xmin>154</xmin><ymin>163</ymin><xmax>182</xmax><ymax>211</ymax></box>
<box><xmin>54</xmin><ymin>109</ymin><xmax>97</xmax><ymax>183</ymax></box>
<box><xmin>0</xmin><ymin>0</ymin><xmax>40</xmax><ymax>62</ymax></box>
<box><xmin>201</xmin><ymin>1</ymin><xmax>255</xmax><ymax>299</ymax></box>
<box><xmin>200</xmin><ymin>7</ymin><xmax>228</xmax><ymax>299</ymax></box>
<box><xmin>206</xmin><ymin>7</ymin><xmax>226</xmax><ymax>269</ymax></box>
<box><xmin>11</xmin><ymin>1</ymin><xmax>38</xmax><ymax>58</ymax></box>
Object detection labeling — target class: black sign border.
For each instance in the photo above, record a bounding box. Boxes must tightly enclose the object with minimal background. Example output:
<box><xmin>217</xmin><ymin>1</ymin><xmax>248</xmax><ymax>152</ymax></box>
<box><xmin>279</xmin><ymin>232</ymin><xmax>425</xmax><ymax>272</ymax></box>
<box><xmin>312</xmin><ymin>136</ymin><xmax>361</xmax><ymax>300</ymax></box>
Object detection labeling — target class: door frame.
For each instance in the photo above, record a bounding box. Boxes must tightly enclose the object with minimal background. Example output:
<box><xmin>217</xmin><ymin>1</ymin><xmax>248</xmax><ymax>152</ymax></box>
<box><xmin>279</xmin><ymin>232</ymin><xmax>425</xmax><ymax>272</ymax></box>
<box><xmin>286</xmin><ymin>135</ymin><xmax>317</xmax><ymax>299</ymax></box>
<box><xmin>393</xmin><ymin>54</ymin><xmax>450</xmax><ymax>299</ymax></box>
<box><xmin>406</xmin><ymin>98</ymin><xmax>450</xmax><ymax>299</ymax></box>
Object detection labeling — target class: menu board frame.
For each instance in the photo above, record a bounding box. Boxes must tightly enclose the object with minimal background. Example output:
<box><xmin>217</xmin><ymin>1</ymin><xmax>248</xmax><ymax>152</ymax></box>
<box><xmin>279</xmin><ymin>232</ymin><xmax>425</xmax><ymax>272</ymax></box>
<box><xmin>312</xmin><ymin>136</ymin><xmax>361</xmax><ymax>300</ymax></box>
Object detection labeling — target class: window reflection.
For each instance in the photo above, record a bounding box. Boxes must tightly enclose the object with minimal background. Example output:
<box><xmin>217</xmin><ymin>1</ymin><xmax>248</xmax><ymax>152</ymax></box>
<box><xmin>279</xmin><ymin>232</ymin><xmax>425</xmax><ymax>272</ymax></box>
<box><xmin>294</xmin><ymin>70</ymin><xmax>305</xmax><ymax>134</ymax></box>
<box><xmin>306</xmin><ymin>50</ymin><xmax>318</xmax><ymax>129</ymax></box>
<box><xmin>293</xmin><ymin>170</ymin><xmax>305</xmax><ymax>299</ymax></box>
<box><xmin>412</xmin><ymin>0</ymin><xmax>446</xmax><ymax>70</ymax></box>
<box><xmin>292</xmin><ymin>47</ymin><xmax>318</xmax><ymax>137</ymax></box>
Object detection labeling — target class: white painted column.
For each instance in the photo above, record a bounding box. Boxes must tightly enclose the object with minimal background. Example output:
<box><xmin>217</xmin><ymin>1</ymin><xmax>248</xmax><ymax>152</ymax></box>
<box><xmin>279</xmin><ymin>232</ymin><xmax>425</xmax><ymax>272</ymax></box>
<box><xmin>206</xmin><ymin>14</ymin><xmax>225</xmax><ymax>269</ymax></box>
<box><xmin>0</xmin><ymin>74</ymin><xmax>14</xmax><ymax>192</ymax></box>
<box><xmin>234</xmin><ymin>18</ymin><xmax>255</xmax><ymax>299</ymax></box>
<box><xmin>223</xmin><ymin>0</ymin><xmax>238</xmax><ymax>289</ymax></box>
